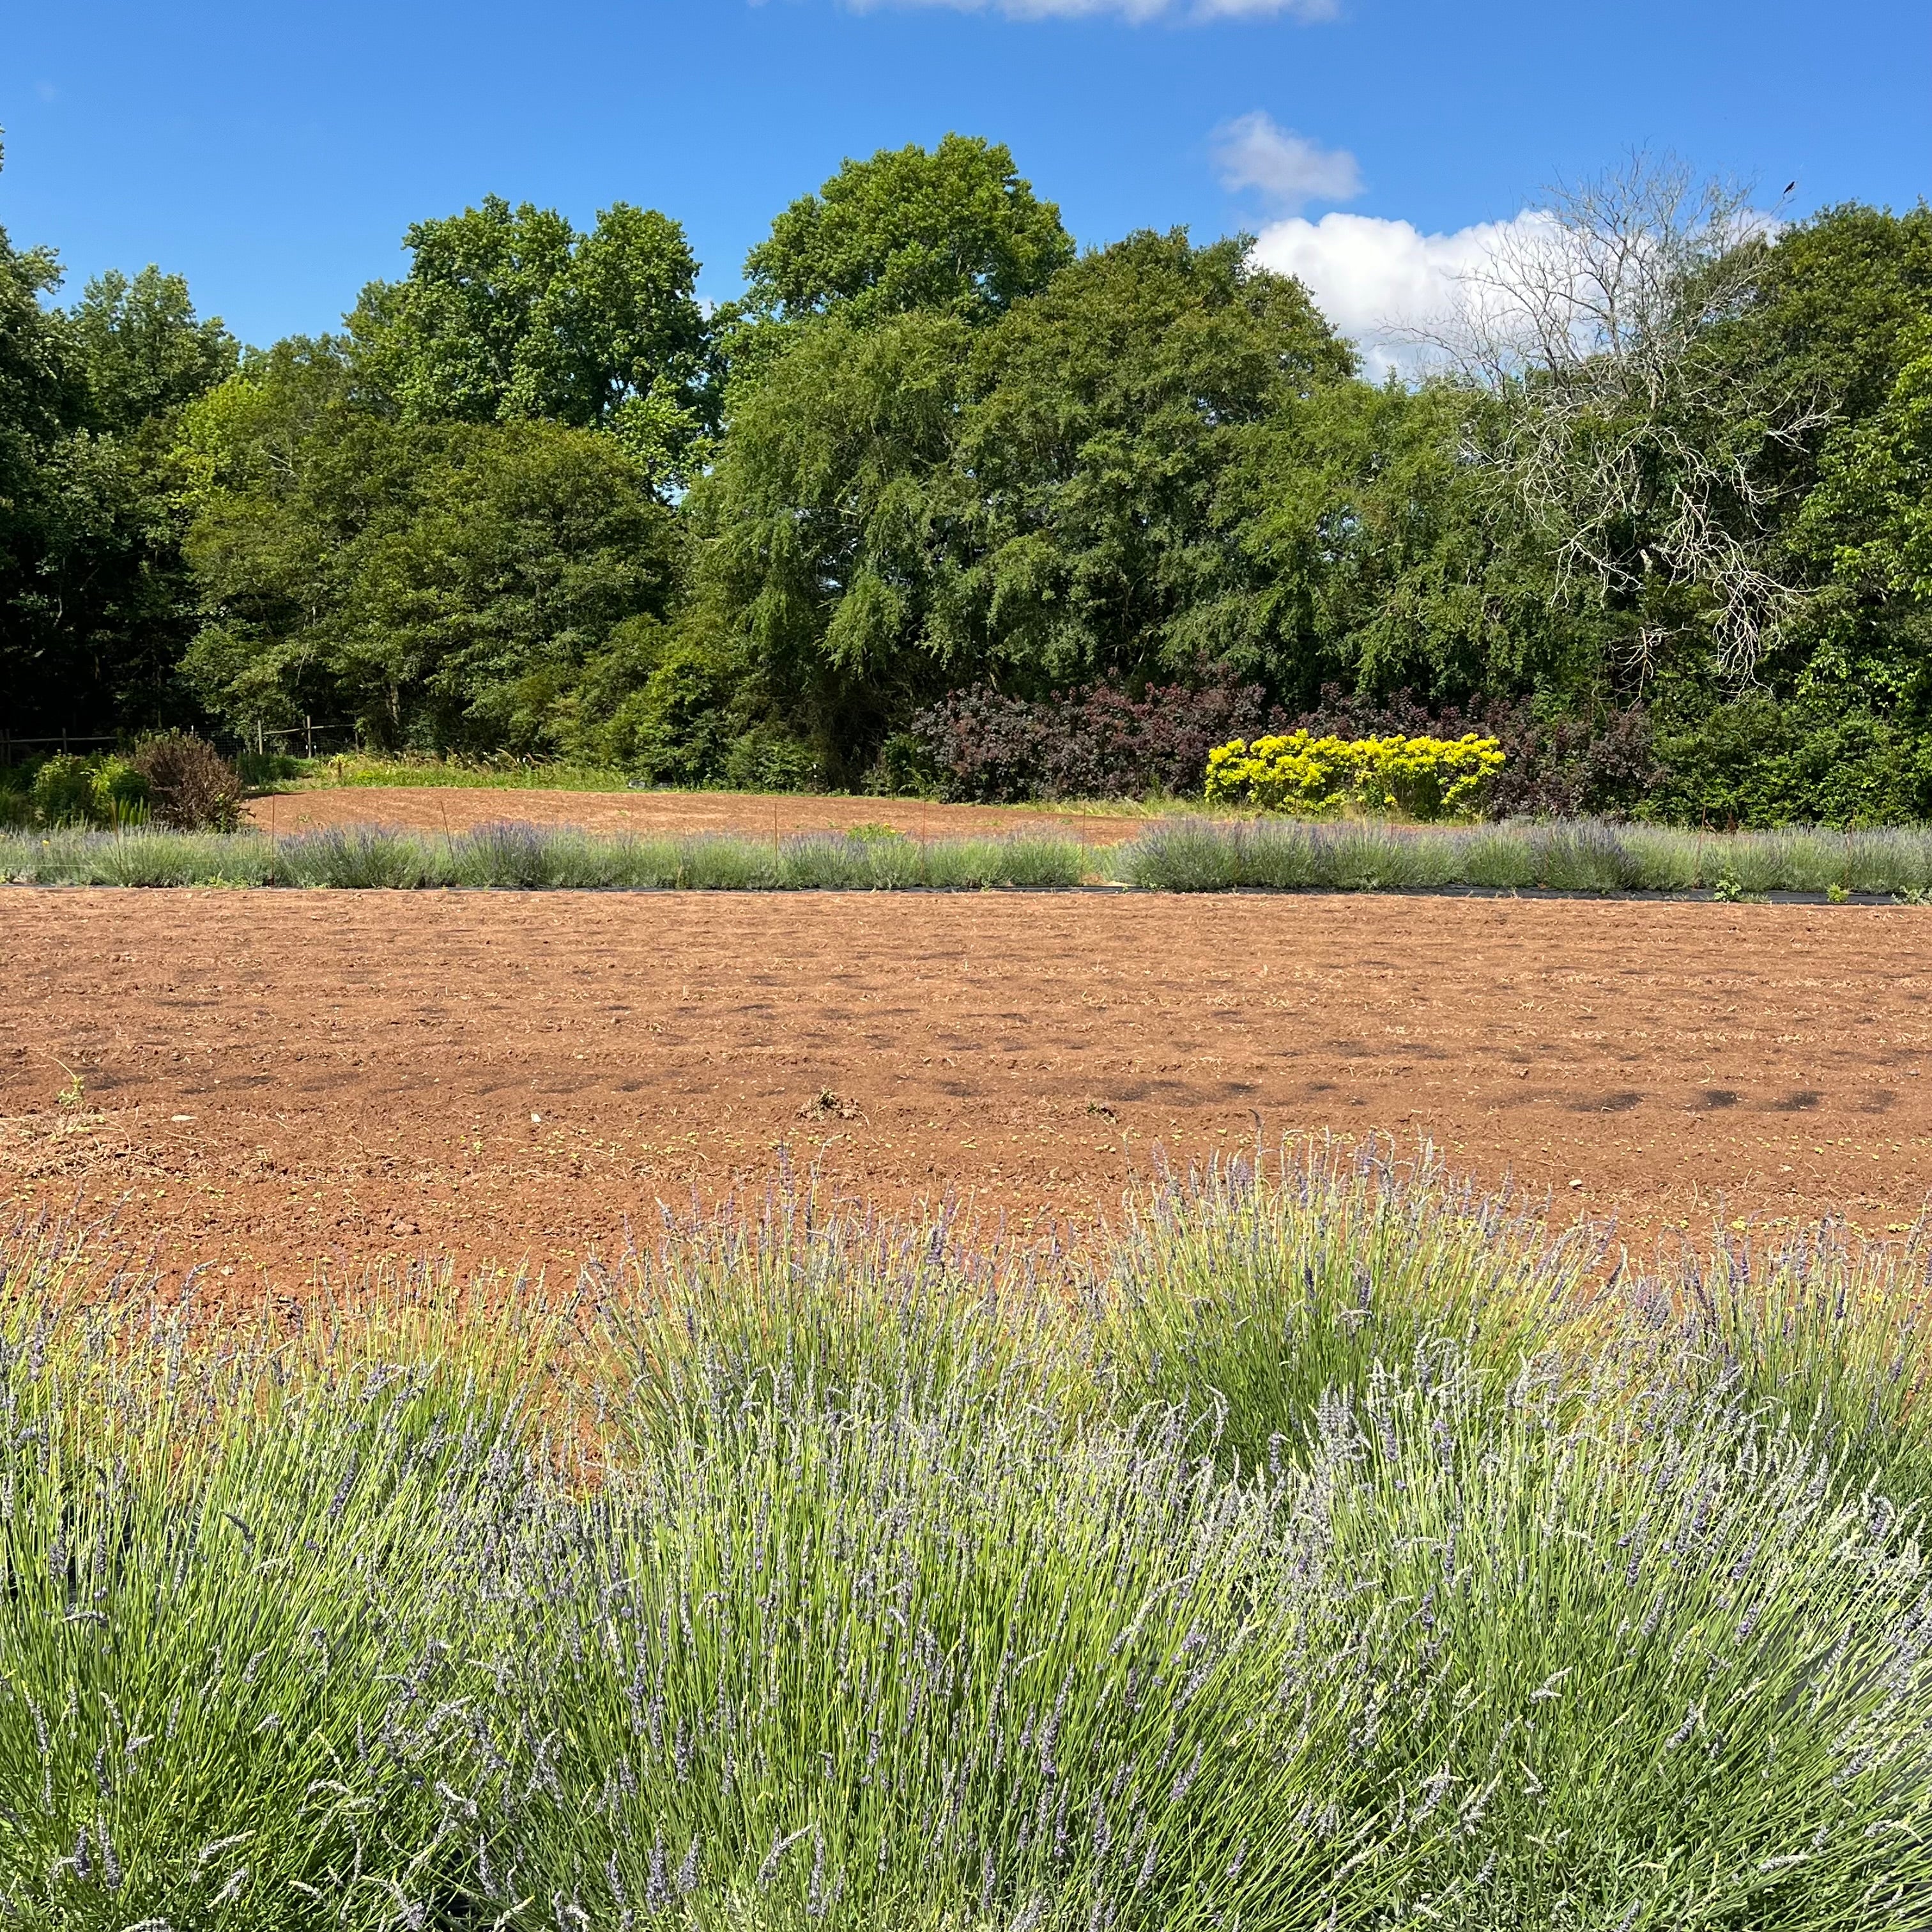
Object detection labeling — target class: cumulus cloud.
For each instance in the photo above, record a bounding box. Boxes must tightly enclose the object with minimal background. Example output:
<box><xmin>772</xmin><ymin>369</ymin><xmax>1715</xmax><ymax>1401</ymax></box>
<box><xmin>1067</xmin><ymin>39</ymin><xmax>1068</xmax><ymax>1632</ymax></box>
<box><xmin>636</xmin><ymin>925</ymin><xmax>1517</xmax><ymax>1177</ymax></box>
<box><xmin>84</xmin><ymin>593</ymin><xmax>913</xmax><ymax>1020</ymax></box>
<box><xmin>1212</xmin><ymin>112</ymin><xmax>1361</xmax><ymax>212</ymax></box>
<box><xmin>847</xmin><ymin>0</ymin><xmax>1339</xmax><ymax>22</ymax></box>
<box><xmin>1250</xmin><ymin>208</ymin><xmax>1555</xmax><ymax>380</ymax></box>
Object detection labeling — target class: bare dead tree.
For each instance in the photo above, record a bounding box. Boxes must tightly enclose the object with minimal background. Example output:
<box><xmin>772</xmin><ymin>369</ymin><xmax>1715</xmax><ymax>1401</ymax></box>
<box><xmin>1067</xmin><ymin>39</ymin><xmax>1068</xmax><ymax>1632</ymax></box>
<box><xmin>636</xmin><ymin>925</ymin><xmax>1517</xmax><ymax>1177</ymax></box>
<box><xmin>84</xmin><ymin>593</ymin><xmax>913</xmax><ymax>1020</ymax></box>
<box><xmin>1437</xmin><ymin>154</ymin><xmax>1829</xmax><ymax>684</ymax></box>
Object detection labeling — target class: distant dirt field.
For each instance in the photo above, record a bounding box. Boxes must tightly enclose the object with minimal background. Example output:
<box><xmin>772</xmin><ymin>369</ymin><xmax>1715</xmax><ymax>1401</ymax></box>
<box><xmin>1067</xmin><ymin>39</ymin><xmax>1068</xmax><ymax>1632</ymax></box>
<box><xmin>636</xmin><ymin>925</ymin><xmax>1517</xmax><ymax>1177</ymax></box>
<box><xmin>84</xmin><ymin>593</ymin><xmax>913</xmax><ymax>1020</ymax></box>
<box><xmin>245</xmin><ymin>785</ymin><xmax>1146</xmax><ymax>844</ymax></box>
<box><xmin>4</xmin><ymin>889</ymin><xmax>1932</xmax><ymax>1290</ymax></box>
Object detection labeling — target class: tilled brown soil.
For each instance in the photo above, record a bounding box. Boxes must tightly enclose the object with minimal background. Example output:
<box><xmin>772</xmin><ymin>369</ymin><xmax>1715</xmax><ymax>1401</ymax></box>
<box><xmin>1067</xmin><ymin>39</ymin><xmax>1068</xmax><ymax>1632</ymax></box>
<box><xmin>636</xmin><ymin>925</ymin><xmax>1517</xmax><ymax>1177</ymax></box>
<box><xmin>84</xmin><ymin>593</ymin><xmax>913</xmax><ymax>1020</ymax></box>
<box><xmin>245</xmin><ymin>785</ymin><xmax>1146</xmax><ymax>845</ymax></box>
<box><xmin>3</xmin><ymin>888</ymin><xmax>1931</xmax><ymax>1290</ymax></box>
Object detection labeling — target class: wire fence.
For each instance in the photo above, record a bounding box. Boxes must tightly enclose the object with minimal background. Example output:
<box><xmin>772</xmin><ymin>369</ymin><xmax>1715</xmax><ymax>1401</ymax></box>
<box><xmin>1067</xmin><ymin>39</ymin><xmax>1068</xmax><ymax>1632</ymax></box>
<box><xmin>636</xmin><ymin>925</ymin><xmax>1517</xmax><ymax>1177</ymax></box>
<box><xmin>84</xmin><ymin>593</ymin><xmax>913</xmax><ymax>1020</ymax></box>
<box><xmin>1</xmin><ymin>718</ymin><xmax>355</xmax><ymax>767</ymax></box>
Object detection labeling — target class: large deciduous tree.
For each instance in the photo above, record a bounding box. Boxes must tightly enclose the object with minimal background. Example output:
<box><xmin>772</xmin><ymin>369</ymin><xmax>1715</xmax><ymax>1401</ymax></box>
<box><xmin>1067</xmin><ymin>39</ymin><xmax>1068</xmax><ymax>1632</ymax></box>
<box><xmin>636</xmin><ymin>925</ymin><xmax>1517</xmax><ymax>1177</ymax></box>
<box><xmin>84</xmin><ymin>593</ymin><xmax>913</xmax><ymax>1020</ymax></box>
<box><xmin>179</xmin><ymin>339</ymin><xmax>678</xmax><ymax>751</ymax></box>
<box><xmin>742</xmin><ymin>134</ymin><xmax>1073</xmax><ymax>329</ymax></box>
<box><xmin>685</xmin><ymin>229</ymin><xmax>1361</xmax><ymax>779</ymax></box>
<box><xmin>1</xmin><ymin>135</ymin><xmax>238</xmax><ymax>737</ymax></box>
<box><xmin>348</xmin><ymin>195</ymin><xmax>715</xmax><ymax>492</ymax></box>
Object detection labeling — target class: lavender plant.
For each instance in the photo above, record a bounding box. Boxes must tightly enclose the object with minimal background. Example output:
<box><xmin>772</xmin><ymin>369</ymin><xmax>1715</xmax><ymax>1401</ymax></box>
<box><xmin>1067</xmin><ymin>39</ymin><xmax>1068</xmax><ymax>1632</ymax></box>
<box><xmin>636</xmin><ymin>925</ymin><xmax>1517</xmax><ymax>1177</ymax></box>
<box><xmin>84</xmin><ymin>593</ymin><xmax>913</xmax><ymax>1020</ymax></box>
<box><xmin>0</xmin><ymin>826</ymin><xmax>1092</xmax><ymax>893</ymax></box>
<box><xmin>13</xmin><ymin>816</ymin><xmax>1932</xmax><ymax>896</ymax></box>
<box><xmin>0</xmin><ymin>1298</ymin><xmax>539</xmax><ymax>1929</ymax></box>
<box><xmin>1094</xmin><ymin>1143</ymin><xmax>1607</xmax><ymax>1469</ymax></box>
<box><xmin>2</xmin><ymin>1146</ymin><xmax>1931</xmax><ymax>1931</ymax></box>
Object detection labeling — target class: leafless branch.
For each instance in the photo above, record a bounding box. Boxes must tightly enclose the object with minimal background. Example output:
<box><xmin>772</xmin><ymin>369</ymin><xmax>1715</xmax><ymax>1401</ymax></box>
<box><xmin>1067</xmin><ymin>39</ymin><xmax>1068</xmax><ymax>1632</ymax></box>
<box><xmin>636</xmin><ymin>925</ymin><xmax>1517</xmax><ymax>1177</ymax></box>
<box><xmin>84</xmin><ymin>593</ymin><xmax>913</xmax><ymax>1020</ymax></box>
<box><xmin>1434</xmin><ymin>155</ymin><xmax>1827</xmax><ymax>683</ymax></box>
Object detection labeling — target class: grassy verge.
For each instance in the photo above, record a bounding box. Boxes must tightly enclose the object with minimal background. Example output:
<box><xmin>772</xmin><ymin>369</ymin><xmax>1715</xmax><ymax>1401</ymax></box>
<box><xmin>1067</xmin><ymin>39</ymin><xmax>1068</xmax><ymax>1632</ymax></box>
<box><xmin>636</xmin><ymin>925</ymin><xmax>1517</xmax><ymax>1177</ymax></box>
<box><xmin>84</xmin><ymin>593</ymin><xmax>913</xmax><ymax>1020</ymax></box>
<box><xmin>6</xmin><ymin>1144</ymin><xmax>1932</xmax><ymax>1930</ymax></box>
<box><xmin>240</xmin><ymin>756</ymin><xmax>1209</xmax><ymax>815</ymax></box>
<box><xmin>243</xmin><ymin>753</ymin><xmax>640</xmax><ymax>792</ymax></box>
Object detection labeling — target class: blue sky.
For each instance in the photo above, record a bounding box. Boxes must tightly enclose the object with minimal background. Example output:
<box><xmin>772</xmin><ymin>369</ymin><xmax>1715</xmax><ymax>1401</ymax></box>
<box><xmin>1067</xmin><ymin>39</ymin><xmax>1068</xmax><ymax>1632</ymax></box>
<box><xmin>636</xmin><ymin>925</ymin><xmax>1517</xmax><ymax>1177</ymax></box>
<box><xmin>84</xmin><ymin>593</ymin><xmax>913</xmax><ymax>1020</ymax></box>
<box><xmin>2</xmin><ymin>0</ymin><xmax>1925</xmax><ymax>362</ymax></box>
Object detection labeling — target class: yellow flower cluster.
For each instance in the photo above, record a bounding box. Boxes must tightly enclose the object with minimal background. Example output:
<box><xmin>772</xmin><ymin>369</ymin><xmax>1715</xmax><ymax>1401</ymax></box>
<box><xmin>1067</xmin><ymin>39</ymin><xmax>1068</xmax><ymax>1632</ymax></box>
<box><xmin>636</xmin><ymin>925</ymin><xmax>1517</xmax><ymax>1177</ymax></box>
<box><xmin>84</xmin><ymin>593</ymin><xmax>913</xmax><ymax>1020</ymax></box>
<box><xmin>1204</xmin><ymin>730</ymin><xmax>1505</xmax><ymax>820</ymax></box>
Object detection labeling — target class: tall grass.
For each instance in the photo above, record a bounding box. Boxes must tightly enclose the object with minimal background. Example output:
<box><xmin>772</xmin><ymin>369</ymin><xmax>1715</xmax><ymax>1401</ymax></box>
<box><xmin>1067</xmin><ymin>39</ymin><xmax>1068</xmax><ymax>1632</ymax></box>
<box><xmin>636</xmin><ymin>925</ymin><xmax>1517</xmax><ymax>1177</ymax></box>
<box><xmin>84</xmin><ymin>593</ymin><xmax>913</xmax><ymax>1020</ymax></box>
<box><xmin>6</xmin><ymin>1146</ymin><xmax>1932</xmax><ymax>1929</ymax></box>
<box><xmin>270</xmin><ymin>753</ymin><xmax>638</xmax><ymax>792</ymax></box>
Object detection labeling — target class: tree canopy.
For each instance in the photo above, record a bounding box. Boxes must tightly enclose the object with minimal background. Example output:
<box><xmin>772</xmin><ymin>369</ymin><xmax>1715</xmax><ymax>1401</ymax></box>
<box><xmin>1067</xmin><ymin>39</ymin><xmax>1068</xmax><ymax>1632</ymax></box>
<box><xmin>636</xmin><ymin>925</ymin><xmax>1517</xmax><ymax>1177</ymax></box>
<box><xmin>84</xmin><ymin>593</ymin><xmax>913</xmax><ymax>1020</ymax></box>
<box><xmin>1</xmin><ymin>143</ymin><xmax>240</xmax><ymax>737</ymax></box>
<box><xmin>4</xmin><ymin>134</ymin><xmax>1931</xmax><ymax>823</ymax></box>
<box><xmin>742</xmin><ymin>134</ymin><xmax>1073</xmax><ymax>328</ymax></box>
<box><xmin>348</xmin><ymin>195</ymin><xmax>714</xmax><ymax>490</ymax></box>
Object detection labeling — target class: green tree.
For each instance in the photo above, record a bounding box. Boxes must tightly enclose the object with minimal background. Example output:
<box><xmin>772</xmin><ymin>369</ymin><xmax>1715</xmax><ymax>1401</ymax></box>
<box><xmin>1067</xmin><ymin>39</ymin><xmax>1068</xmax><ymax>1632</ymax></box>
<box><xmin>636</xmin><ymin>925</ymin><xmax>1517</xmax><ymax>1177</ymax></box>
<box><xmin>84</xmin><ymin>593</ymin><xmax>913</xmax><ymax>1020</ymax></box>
<box><xmin>956</xmin><ymin>230</ymin><xmax>1354</xmax><ymax>690</ymax></box>
<box><xmin>349</xmin><ymin>195</ymin><xmax>714</xmax><ymax>491</ymax></box>
<box><xmin>696</xmin><ymin>307</ymin><xmax>972</xmax><ymax>769</ymax></box>
<box><xmin>0</xmin><ymin>137</ymin><xmax>238</xmax><ymax>737</ymax></box>
<box><xmin>180</xmin><ymin>338</ymin><xmax>679</xmax><ymax>750</ymax></box>
<box><xmin>742</xmin><ymin>134</ymin><xmax>1073</xmax><ymax>328</ymax></box>
<box><xmin>1228</xmin><ymin>379</ymin><xmax>1602</xmax><ymax>713</ymax></box>
<box><xmin>686</xmin><ymin>229</ymin><xmax>1357</xmax><ymax>779</ymax></box>
<box><xmin>1756</xmin><ymin>210</ymin><xmax>1932</xmax><ymax>713</ymax></box>
<box><xmin>0</xmin><ymin>148</ymin><xmax>65</xmax><ymax>503</ymax></box>
<box><xmin>0</xmin><ymin>151</ymin><xmax>71</xmax><ymax>722</ymax></box>
<box><xmin>63</xmin><ymin>266</ymin><xmax>238</xmax><ymax>434</ymax></box>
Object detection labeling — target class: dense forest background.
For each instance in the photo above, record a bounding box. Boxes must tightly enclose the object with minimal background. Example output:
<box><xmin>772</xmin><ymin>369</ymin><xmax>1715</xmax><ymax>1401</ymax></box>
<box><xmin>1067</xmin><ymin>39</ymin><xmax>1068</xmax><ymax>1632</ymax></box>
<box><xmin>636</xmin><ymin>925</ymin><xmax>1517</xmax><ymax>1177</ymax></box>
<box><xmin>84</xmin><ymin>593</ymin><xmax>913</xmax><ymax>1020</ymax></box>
<box><xmin>3</xmin><ymin>134</ymin><xmax>1929</xmax><ymax>821</ymax></box>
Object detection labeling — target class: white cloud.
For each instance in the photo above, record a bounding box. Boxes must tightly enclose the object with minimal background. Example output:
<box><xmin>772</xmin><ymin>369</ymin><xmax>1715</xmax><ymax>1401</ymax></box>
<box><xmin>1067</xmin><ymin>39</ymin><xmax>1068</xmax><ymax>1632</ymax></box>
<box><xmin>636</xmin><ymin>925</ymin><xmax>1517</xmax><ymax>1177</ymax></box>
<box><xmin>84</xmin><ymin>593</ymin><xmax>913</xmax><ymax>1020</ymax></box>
<box><xmin>1250</xmin><ymin>208</ymin><xmax>1554</xmax><ymax>379</ymax></box>
<box><xmin>1212</xmin><ymin>112</ymin><xmax>1361</xmax><ymax>212</ymax></box>
<box><xmin>848</xmin><ymin>0</ymin><xmax>1339</xmax><ymax>22</ymax></box>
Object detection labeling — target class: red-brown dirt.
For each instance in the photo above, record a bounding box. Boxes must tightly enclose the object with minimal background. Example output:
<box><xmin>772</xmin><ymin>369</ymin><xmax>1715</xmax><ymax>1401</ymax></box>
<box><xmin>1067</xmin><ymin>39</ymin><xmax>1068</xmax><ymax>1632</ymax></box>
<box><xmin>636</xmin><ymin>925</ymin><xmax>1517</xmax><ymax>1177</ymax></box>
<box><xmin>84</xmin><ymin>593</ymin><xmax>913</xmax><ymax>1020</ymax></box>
<box><xmin>4</xmin><ymin>887</ymin><xmax>1931</xmax><ymax>1291</ymax></box>
<box><xmin>244</xmin><ymin>785</ymin><xmax>1147</xmax><ymax>845</ymax></box>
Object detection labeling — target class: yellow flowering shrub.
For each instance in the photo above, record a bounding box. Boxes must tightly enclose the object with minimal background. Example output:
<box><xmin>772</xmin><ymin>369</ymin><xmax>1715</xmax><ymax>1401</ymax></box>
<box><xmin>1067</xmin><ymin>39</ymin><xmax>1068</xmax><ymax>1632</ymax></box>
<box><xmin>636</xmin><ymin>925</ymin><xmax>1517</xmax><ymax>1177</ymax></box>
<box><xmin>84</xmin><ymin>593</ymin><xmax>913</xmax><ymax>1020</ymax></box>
<box><xmin>1204</xmin><ymin>730</ymin><xmax>1505</xmax><ymax>820</ymax></box>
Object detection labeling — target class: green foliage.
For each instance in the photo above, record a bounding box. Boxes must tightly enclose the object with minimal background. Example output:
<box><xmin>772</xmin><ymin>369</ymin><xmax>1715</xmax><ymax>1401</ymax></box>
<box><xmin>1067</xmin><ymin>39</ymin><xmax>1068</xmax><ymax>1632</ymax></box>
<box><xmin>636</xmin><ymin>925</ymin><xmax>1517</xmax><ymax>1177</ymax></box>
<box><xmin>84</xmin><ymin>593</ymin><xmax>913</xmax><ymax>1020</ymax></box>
<box><xmin>28</xmin><ymin>755</ymin><xmax>97</xmax><ymax>826</ymax></box>
<box><xmin>692</xmin><ymin>229</ymin><xmax>1356</xmax><ymax>781</ymax></box>
<box><xmin>6</xmin><ymin>1156</ymin><xmax>1932</xmax><ymax>1929</ymax></box>
<box><xmin>6</xmin><ymin>127</ymin><xmax>1932</xmax><ymax>820</ymax></box>
<box><xmin>1658</xmin><ymin>203</ymin><xmax>1932</xmax><ymax>728</ymax></box>
<box><xmin>742</xmin><ymin>132</ymin><xmax>1073</xmax><ymax>328</ymax></box>
<box><xmin>62</xmin><ymin>264</ymin><xmax>238</xmax><ymax>434</ymax></box>
<box><xmin>956</xmin><ymin>231</ymin><xmax>1356</xmax><ymax>687</ymax></box>
<box><xmin>1804</xmin><ymin>316</ymin><xmax>1932</xmax><ymax>611</ymax></box>
<box><xmin>1646</xmin><ymin>694</ymin><xmax>1932</xmax><ymax>827</ymax></box>
<box><xmin>90</xmin><ymin>755</ymin><xmax>148</xmax><ymax>821</ymax></box>
<box><xmin>348</xmin><ymin>194</ymin><xmax>714</xmax><ymax>489</ymax></box>
<box><xmin>0</xmin><ymin>148</ymin><xmax>237</xmax><ymax>737</ymax></box>
<box><xmin>1229</xmin><ymin>380</ymin><xmax>1598</xmax><ymax>708</ymax></box>
<box><xmin>179</xmin><ymin>340</ymin><xmax>679</xmax><ymax>752</ymax></box>
<box><xmin>13</xmin><ymin>752</ymin><xmax>149</xmax><ymax>828</ymax></box>
<box><xmin>282</xmin><ymin>753</ymin><xmax>633</xmax><ymax>790</ymax></box>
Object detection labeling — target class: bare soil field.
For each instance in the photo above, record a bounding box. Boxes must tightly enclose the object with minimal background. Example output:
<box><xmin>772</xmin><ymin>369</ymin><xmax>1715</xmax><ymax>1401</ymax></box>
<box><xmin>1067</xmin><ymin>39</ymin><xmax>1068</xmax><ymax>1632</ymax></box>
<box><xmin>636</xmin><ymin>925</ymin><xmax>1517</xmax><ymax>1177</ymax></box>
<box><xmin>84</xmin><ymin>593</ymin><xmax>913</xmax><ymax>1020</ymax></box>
<box><xmin>245</xmin><ymin>784</ymin><xmax>1145</xmax><ymax>843</ymax></box>
<box><xmin>3</xmin><ymin>889</ymin><xmax>1930</xmax><ymax>1289</ymax></box>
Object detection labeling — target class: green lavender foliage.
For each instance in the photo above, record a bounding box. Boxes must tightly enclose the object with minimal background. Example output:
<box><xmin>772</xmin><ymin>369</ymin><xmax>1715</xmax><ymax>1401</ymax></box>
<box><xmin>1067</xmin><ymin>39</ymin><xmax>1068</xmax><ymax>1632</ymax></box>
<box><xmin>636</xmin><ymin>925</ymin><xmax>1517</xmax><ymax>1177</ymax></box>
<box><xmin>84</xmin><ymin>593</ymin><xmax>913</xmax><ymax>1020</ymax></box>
<box><xmin>3</xmin><ymin>1149</ymin><xmax>1932</xmax><ymax>1929</ymax></box>
<box><xmin>1092</xmin><ymin>1153</ymin><xmax>1606</xmax><ymax>1469</ymax></box>
<box><xmin>0</xmin><ymin>825</ymin><xmax>1092</xmax><ymax>890</ymax></box>
<box><xmin>1112</xmin><ymin>816</ymin><xmax>1932</xmax><ymax>897</ymax></box>
<box><xmin>13</xmin><ymin>815</ymin><xmax>1932</xmax><ymax>894</ymax></box>
<box><xmin>0</xmin><ymin>1310</ymin><xmax>537</xmax><ymax>1928</ymax></box>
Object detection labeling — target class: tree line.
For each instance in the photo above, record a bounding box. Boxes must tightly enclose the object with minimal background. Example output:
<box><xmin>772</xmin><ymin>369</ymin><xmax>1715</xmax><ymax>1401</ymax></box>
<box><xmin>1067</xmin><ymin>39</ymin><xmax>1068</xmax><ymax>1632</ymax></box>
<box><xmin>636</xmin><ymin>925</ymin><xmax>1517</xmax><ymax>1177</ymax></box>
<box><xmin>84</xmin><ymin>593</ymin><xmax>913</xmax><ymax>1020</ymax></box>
<box><xmin>3</xmin><ymin>134</ymin><xmax>1929</xmax><ymax>820</ymax></box>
